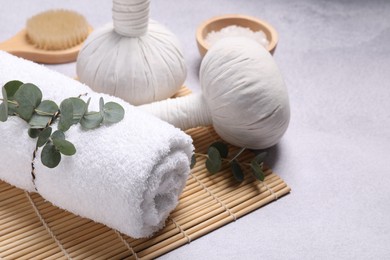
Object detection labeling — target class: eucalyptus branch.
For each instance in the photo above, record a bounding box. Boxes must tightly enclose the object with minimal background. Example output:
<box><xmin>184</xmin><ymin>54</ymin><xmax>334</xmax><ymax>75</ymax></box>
<box><xmin>0</xmin><ymin>80</ymin><xmax>125</xmax><ymax>188</ymax></box>
<box><xmin>191</xmin><ymin>141</ymin><xmax>267</xmax><ymax>182</ymax></box>
<box><xmin>194</xmin><ymin>152</ymin><xmax>236</xmax><ymax>163</ymax></box>
<box><xmin>229</xmin><ymin>147</ymin><xmax>246</xmax><ymax>163</ymax></box>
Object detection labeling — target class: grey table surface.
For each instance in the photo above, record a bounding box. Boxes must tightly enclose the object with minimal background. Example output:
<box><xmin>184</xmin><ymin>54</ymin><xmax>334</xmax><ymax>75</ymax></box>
<box><xmin>1</xmin><ymin>1</ymin><xmax>390</xmax><ymax>259</ymax></box>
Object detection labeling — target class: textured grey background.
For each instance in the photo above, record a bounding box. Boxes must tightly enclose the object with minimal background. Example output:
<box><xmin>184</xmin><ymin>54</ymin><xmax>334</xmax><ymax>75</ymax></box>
<box><xmin>1</xmin><ymin>1</ymin><xmax>390</xmax><ymax>259</ymax></box>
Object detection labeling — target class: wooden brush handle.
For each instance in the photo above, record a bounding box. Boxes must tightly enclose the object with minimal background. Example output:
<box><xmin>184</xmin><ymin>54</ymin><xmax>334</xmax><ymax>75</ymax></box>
<box><xmin>0</xmin><ymin>28</ymin><xmax>92</xmax><ymax>64</ymax></box>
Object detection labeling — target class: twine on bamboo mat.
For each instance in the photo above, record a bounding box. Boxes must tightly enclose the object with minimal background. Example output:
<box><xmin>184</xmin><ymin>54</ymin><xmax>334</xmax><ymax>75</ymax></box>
<box><xmin>24</xmin><ymin>191</ymin><xmax>72</xmax><ymax>260</ymax></box>
<box><xmin>114</xmin><ymin>230</ymin><xmax>139</xmax><ymax>260</ymax></box>
<box><xmin>190</xmin><ymin>173</ymin><xmax>237</xmax><ymax>221</ymax></box>
<box><xmin>169</xmin><ymin>217</ymin><xmax>192</xmax><ymax>243</ymax></box>
<box><xmin>263</xmin><ymin>182</ymin><xmax>279</xmax><ymax>200</ymax></box>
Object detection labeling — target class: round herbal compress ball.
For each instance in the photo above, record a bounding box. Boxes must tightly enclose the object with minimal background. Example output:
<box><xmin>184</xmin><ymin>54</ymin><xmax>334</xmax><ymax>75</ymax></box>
<box><xmin>76</xmin><ymin>0</ymin><xmax>186</xmax><ymax>105</ymax></box>
<box><xmin>200</xmin><ymin>37</ymin><xmax>290</xmax><ymax>149</ymax></box>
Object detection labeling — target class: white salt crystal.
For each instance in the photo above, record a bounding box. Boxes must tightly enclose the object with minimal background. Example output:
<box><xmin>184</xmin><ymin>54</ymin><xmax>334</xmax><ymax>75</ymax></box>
<box><xmin>205</xmin><ymin>25</ymin><xmax>269</xmax><ymax>48</ymax></box>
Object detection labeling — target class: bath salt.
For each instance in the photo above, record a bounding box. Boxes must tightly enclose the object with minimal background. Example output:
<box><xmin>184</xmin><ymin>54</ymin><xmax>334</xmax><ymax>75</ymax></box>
<box><xmin>205</xmin><ymin>25</ymin><xmax>269</xmax><ymax>48</ymax></box>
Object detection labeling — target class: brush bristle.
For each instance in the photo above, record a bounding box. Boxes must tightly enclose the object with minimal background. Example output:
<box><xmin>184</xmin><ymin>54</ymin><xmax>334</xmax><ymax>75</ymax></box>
<box><xmin>26</xmin><ymin>9</ymin><xmax>89</xmax><ymax>50</ymax></box>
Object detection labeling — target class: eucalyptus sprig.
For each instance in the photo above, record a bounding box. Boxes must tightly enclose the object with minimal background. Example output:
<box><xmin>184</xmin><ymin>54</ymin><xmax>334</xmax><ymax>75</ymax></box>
<box><xmin>0</xmin><ymin>80</ymin><xmax>125</xmax><ymax>171</ymax></box>
<box><xmin>191</xmin><ymin>141</ymin><xmax>267</xmax><ymax>182</ymax></box>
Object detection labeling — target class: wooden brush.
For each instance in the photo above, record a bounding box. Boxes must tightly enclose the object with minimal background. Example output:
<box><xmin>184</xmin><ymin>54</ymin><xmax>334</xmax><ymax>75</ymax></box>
<box><xmin>0</xmin><ymin>9</ymin><xmax>92</xmax><ymax>64</ymax></box>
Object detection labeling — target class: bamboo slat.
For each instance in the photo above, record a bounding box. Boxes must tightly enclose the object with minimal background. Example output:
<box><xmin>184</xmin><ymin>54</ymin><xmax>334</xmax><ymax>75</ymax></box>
<box><xmin>0</xmin><ymin>86</ymin><xmax>290</xmax><ymax>259</ymax></box>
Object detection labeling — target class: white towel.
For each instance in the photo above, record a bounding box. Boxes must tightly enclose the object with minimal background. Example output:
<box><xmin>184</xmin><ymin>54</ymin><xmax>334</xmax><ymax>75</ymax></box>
<box><xmin>0</xmin><ymin>51</ymin><xmax>193</xmax><ymax>238</ymax></box>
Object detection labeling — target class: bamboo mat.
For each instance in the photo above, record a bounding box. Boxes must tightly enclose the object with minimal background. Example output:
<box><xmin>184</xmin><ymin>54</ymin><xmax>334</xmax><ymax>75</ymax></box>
<box><xmin>0</xmin><ymin>87</ymin><xmax>290</xmax><ymax>259</ymax></box>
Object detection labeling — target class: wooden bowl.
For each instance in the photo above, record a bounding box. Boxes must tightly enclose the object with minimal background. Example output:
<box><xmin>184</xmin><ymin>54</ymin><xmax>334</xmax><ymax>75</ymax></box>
<box><xmin>196</xmin><ymin>14</ymin><xmax>278</xmax><ymax>57</ymax></box>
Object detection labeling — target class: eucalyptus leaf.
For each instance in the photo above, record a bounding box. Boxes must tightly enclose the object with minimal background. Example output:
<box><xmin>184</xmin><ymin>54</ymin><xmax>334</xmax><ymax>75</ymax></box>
<box><xmin>103</xmin><ymin>102</ymin><xmax>125</xmax><ymax>123</ymax></box>
<box><xmin>68</xmin><ymin>97</ymin><xmax>86</xmax><ymax>124</ymax></box>
<box><xmin>28</xmin><ymin>128</ymin><xmax>41</xmax><ymax>138</ymax></box>
<box><xmin>2</xmin><ymin>85</ymin><xmax>7</xmax><ymax>102</ymax></box>
<box><xmin>35</xmin><ymin>100</ymin><xmax>58</xmax><ymax>115</ymax></box>
<box><xmin>251</xmin><ymin>160</ymin><xmax>265</xmax><ymax>181</ymax></box>
<box><xmin>58</xmin><ymin>99</ymin><xmax>74</xmax><ymax>132</ymax></box>
<box><xmin>99</xmin><ymin>97</ymin><xmax>104</xmax><ymax>118</ymax></box>
<box><xmin>53</xmin><ymin>138</ymin><xmax>76</xmax><ymax>156</ymax></box>
<box><xmin>208</xmin><ymin>146</ymin><xmax>222</xmax><ymax>162</ymax></box>
<box><xmin>7</xmin><ymin>102</ymin><xmax>17</xmax><ymax>116</ymax></box>
<box><xmin>37</xmin><ymin>127</ymin><xmax>52</xmax><ymax>147</ymax></box>
<box><xmin>14</xmin><ymin>83</ymin><xmax>42</xmax><ymax>121</ymax></box>
<box><xmin>0</xmin><ymin>104</ymin><xmax>7</xmax><ymax>122</ymax></box>
<box><xmin>103</xmin><ymin>102</ymin><xmax>124</xmax><ymax>123</ymax></box>
<box><xmin>231</xmin><ymin>160</ymin><xmax>244</xmax><ymax>182</ymax></box>
<box><xmin>0</xmin><ymin>87</ymin><xmax>9</xmax><ymax>122</ymax></box>
<box><xmin>0</xmin><ymin>103</ymin><xmax>7</xmax><ymax>122</ymax></box>
<box><xmin>41</xmin><ymin>143</ymin><xmax>61</xmax><ymax>168</ymax></box>
<box><xmin>205</xmin><ymin>146</ymin><xmax>222</xmax><ymax>174</ymax></box>
<box><xmin>190</xmin><ymin>154</ymin><xmax>196</xmax><ymax>169</ymax></box>
<box><xmin>4</xmin><ymin>80</ymin><xmax>23</xmax><ymax>99</ymax></box>
<box><xmin>209</xmin><ymin>142</ymin><xmax>229</xmax><ymax>158</ymax></box>
<box><xmin>15</xmin><ymin>103</ymin><xmax>35</xmax><ymax>121</ymax></box>
<box><xmin>6</xmin><ymin>99</ymin><xmax>18</xmax><ymax>116</ymax></box>
<box><xmin>3</xmin><ymin>80</ymin><xmax>23</xmax><ymax>116</ymax></box>
<box><xmin>51</xmin><ymin>130</ymin><xmax>65</xmax><ymax>140</ymax></box>
<box><xmin>29</xmin><ymin>114</ymin><xmax>51</xmax><ymax>128</ymax></box>
<box><xmin>80</xmin><ymin>112</ymin><xmax>103</xmax><ymax>129</ymax></box>
<box><xmin>253</xmin><ymin>152</ymin><xmax>267</xmax><ymax>165</ymax></box>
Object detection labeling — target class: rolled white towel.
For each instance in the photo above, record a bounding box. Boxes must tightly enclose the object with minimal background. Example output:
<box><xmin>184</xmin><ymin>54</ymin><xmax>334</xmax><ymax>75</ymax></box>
<box><xmin>0</xmin><ymin>51</ymin><xmax>193</xmax><ymax>238</ymax></box>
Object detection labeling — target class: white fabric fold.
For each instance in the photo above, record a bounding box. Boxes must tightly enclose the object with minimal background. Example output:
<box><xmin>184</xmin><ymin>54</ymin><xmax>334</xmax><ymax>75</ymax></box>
<box><xmin>0</xmin><ymin>51</ymin><xmax>193</xmax><ymax>238</ymax></box>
